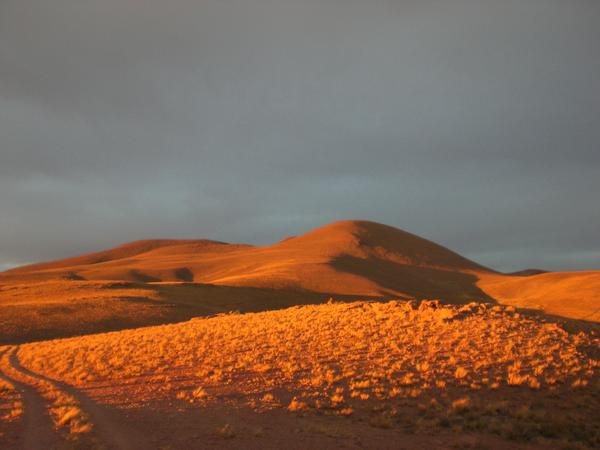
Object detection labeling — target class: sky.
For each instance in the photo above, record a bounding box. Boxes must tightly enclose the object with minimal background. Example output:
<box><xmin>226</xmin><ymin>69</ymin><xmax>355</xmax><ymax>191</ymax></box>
<box><xmin>1</xmin><ymin>0</ymin><xmax>599</xmax><ymax>273</ymax></box>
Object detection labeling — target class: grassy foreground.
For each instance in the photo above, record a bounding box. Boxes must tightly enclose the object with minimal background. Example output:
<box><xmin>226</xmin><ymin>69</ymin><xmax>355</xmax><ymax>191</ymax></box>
<box><xmin>3</xmin><ymin>300</ymin><xmax>597</xmax><ymax>448</ymax></box>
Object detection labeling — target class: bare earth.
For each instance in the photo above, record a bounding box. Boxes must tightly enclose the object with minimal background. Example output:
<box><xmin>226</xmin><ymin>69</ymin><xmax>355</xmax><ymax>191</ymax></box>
<box><xmin>0</xmin><ymin>220</ymin><xmax>599</xmax><ymax>449</ymax></box>
<box><xmin>1</xmin><ymin>221</ymin><xmax>598</xmax><ymax>345</ymax></box>
<box><xmin>1</xmin><ymin>301</ymin><xmax>599</xmax><ymax>449</ymax></box>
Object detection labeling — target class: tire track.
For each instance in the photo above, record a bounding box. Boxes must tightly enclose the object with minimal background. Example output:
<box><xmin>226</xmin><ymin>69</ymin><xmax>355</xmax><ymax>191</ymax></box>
<box><xmin>0</xmin><ymin>346</ymin><xmax>62</xmax><ymax>450</ymax></box>
<box><xmin>10</xmin><ymin>347</ymin><xmax>147</xmax><ymax>450</ymax></box>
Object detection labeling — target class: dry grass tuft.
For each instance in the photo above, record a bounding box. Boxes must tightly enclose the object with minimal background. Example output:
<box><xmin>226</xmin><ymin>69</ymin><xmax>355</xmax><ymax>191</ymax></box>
<box><xmin>0</xmin><ymin>367</ymin><xmax>23</xmax><ymax>422</ymax></box>
<box><xmin>451</xmin><ymin>397</ymin><xmax>471</xmax><ymax>412</ymax></box>
<box><xmin>216</xmin><ymin>423</ymin><xmax>235</xmax><ymax>439</ymax></box>
<box><xmin>0</xmin><ymin>347</ymin><xmax>93</xmax><ymax>435</ymax></box>
<box><xmin>13</xmin><ymin>300</ymin><xmax>600</xmax><ymax>445</ymax></box>
<box><xmin>287</xmin><ymin>397</ymin><xmax>309</xmax><ymax>412</ymax></box>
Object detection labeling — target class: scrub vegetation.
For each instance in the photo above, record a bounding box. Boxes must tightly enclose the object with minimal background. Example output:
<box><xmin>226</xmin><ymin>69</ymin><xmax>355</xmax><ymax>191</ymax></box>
<box><xmin>14</xmin><ymin>300</ymin><xmax>600</xmax><ymax>447</ymax></box>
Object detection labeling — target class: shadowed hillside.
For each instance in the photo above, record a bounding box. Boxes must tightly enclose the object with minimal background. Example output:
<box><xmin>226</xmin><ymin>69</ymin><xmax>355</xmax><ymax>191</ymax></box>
<box><xmin>0</xmin><ymin>280</ymin><xmax>378</xmax><ymax>344</ymax></box>
<box><xmin>1</xmin><ymin>221</ymin><xmax>494</xmax><ymax>300</ymax></box>
<box><xmin>1</xmin><ymin>220</ymin><xmax>598</xmax><ymax>345</ymax></box>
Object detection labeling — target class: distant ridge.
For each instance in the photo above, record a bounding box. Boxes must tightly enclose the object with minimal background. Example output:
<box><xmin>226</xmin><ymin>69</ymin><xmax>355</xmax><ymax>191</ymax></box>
<box><xmin>508</xmin><ymin>268</ymin><xmax>549</xmax><ymax>277</ymax></box>
<box><xmin>274</xmin><ymin>220</ymin><xmax>492</xmax><ymax>272</ymax></box>
<box><xmin>1</xmin><ymin>220</ymin><xmax>494</xmax><ymax>302</ymax></box>
<box><xmin>0</xmin><ymin>219</ymin><xmax>597</xmax><ymax>344</ymax></box>
<box><xmin>6</xmin><ymin>239</ymin><xmax>230</xmax><ymax>274</ymax></box>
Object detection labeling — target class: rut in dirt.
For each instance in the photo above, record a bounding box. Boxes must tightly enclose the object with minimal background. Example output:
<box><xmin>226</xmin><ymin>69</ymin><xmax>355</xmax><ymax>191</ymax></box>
<box><xmin>9</xmin><ymin>348</ymin><xmax>149</xmax><ymax>450</ymax></box>
<box><xmin>0</xmin><ymin>347</ymin><xmax>62</xmax><ymax>450</ymax></box>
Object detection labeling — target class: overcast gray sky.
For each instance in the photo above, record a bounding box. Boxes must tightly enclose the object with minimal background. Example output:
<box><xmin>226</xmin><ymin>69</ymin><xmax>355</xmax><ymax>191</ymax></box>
<box><xmin>1</xmin><ymin>0</ymin><xmax>599</xmax><ymax>273</ymax></box>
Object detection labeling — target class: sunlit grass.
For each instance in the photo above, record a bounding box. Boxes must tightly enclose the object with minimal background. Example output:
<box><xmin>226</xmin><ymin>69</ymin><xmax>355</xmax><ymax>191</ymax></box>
<box><xmin>19</xmin><ymin>300</ymin><xmax>597</xmax><ymax>398</ymax></box>
<box><xmin>0</xmin><ymin>370</ymin><xmax>23</xmax><ymax>422</ymax></box>
<box><xmin>0</xmin><ymin>348</ymin><xmax>92</xmax><ymax>435</ymax></box>
<box><xmin>15</xmin><ymin>300</ymin><xmax>600</xmax><ymax>444</ymax></box>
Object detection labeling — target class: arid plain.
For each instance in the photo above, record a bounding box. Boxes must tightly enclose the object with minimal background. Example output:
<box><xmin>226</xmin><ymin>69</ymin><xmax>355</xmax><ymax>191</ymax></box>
<box><xmin>0</xmin><ymin>220</ymin><xmax>598</xmax><ymax>449</ymax></box>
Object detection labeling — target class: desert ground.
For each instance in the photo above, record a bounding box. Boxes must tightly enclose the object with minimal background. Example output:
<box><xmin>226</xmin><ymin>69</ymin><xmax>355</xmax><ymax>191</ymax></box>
<box><xmin>0</xmin><ymin>220</ymin><xmax>598</xmax><ymax>449</ymax></box>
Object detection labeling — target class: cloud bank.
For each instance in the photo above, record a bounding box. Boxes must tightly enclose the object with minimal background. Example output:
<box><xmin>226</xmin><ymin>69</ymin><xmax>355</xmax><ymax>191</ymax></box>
<box><xmin>1</xmin><ymin>0</ymin><xmax>599</xmax><ymax>271</ymax></box>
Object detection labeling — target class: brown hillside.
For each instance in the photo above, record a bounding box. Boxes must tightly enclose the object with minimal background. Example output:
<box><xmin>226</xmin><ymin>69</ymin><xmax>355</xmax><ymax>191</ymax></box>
<box><xmin>478</xmin><ymin>271</ymin><xmax>600</xmax><ymax>322</ymax></box>
<box><xmin>0</xmin><ymin>220</ymin><xmax>598</xmax><ymax>346</ymax></box>
<box><xmin>0</xmin><ymin>220</ymin><xmax>494</xmax><ymax>302</ymax></box>
<box><xmin>508</xmin><ymin>269</ymin><xmax>549</xmax><ymax>277</ymax></box>
<box><xmin>5</xmin><ymin>239</ymin><xmax>231</xmax><ymax>275</ymax></box>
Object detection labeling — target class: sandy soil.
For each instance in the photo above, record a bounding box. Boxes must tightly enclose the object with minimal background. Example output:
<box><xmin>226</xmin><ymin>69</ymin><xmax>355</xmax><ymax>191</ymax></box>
<box><xmin>0</xmin><ymin>220</ymin><xmax>598</xmax><ymax>448</ymax></box>
<box><xmin>1</xmin><ymin>300</ymin><xmax>598</xmax><ymax>449</ymax></box>
<box><xmin>1</xmin><ymin>220</ymin><xmax>598</xmax><ymax>347</ymax></box>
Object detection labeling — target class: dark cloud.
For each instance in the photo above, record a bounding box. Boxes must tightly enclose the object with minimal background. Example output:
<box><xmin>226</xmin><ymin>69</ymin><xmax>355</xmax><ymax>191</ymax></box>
<box><xmin>1</xmin><ymin>0</ymin><xmax>599</xmax><ymax>272</ymax></box>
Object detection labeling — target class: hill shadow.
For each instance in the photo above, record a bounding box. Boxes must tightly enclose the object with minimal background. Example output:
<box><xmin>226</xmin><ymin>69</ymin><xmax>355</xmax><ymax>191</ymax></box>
<box><xmin>0</xmin><ymin>281</ymin><xmax>383</xmax><ymax>345</ymax></box>
<box><xmin>330</xmin><ymin>255</ymin><xmax>496</xmax><ymax>304</ymax></box>
<box><xmin>174</xmin><ymin>267</ymin><xmax>194</xmax><ymax>282</ymax></box>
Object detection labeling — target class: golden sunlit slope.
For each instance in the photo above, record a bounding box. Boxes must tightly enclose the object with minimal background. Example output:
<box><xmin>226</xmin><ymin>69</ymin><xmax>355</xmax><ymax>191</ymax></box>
<box><xmin>1</xmin><ymin>220</ymin><xmax>494</xmax><ymax>302</ymax></box>
<box><xmin>21</xmin><ymin>300</ymin><xmax>596</xmax><ymax>394</ymax></box>
<box><xmin>1</xmin><ymin>219</ymin><xmax>598</xmax><ymax>340</ymax></box>
<box><xmin>5</xmin><ymin>301</ymin><xmax>599</xmax><ymax>448</ymax></box>
<box><xmin>478</xmin><ymin>271</ymin><xmax>600</xmax><ymax>322</ymax></box>
<box><xmin>3</xmin><ymin>239</ymin><xmax>238</xmax><ymax>282</ymax></box>
<box><xmin>0</xmin><ymin>280</ymin><xmax>372</xmax><ymax>344</ymax></box>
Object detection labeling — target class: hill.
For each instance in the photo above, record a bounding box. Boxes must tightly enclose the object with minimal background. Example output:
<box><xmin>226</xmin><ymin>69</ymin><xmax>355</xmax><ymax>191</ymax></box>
<box><xmin>508</xmin><ymin>269</ymin><xmax>549</xmax><ymax>277</ymax></box>
<box><xmin>0</xmin><ymin>220</ymin><xmax>598</xmax><ymax>344</ymax></box>
<box><xmin>1</xmin><ymin>300</ymin><xmax>598</xmax><ymax>449</ymax></box>
<box><xmin>1</xmin><ymin>220</ymin><xmax>493</xmax><ymax>300</ymax></box>
<box><xmin>1</xmin><ymin>222</ymin><xmax>599</xmax><ymax>448</ymax></box>
<box><xmin>478</xmin><ymin>271</ymin><xmax>600</xmax><ymax>322</ymax></box>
